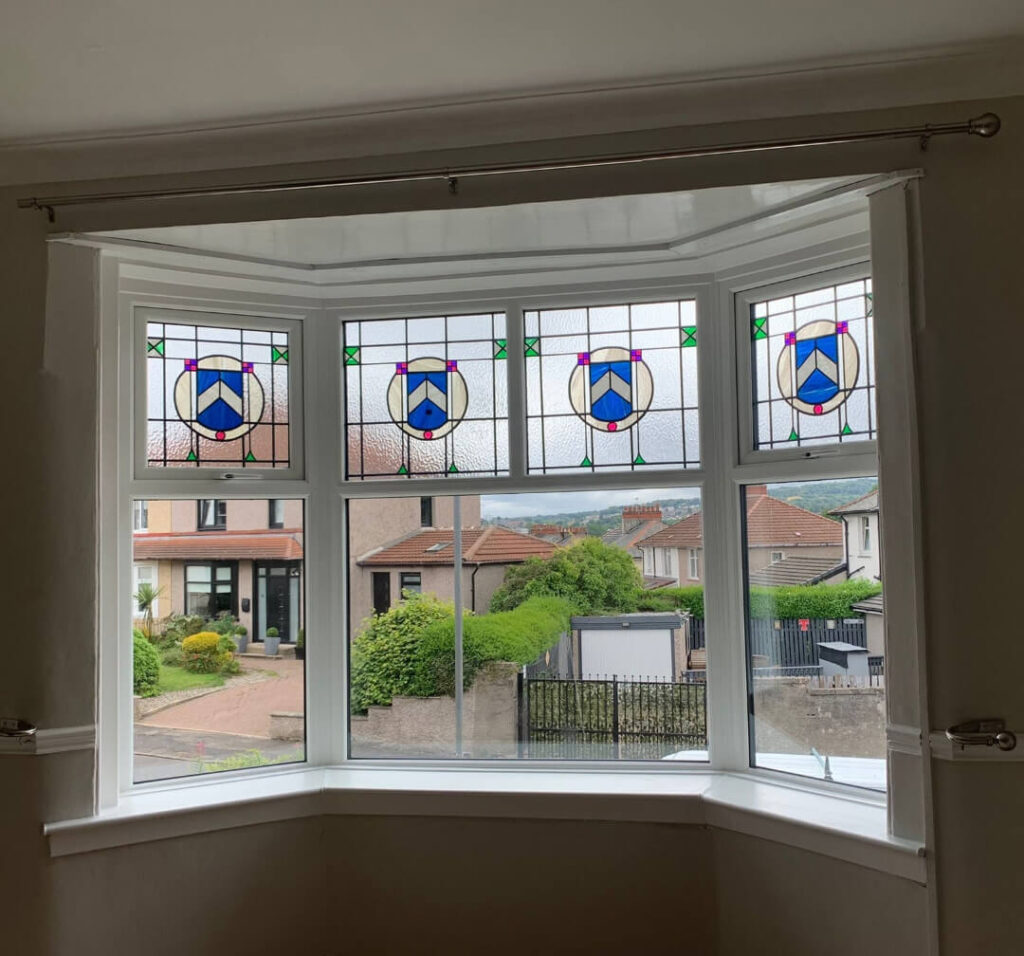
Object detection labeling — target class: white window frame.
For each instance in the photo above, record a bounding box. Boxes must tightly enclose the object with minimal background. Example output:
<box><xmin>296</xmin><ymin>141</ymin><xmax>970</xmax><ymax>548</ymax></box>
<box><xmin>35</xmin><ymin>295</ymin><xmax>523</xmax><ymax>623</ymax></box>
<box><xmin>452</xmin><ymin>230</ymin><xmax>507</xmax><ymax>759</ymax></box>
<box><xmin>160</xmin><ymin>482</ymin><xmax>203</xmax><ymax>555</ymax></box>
<box><xmin>85</xmin><ymin>184</ymin><xmax>927</xmax><ymax>870</ymax></box>
<box><xmin>770</xmin><ymin>550</ymin><xmax>784</xmax><ymax>563</ymax></box>
<box><xmin>861</xmin><ymin>515</ymin><xmax>872</xmax><ymax>553</ymax></box>
<box><xmin>132</xmin><ymin>499</ymin><xmax>148</xmax><ymax>532</ymax></box>
<box><xmin>688</xmin><ymin>548</ymin><xmax>700</xmax><ymax>580</ymax></box>
<box><xmin>131</xmin><ymin>563</ymin><xmax>159</xmax><ymax>617</ymax></box>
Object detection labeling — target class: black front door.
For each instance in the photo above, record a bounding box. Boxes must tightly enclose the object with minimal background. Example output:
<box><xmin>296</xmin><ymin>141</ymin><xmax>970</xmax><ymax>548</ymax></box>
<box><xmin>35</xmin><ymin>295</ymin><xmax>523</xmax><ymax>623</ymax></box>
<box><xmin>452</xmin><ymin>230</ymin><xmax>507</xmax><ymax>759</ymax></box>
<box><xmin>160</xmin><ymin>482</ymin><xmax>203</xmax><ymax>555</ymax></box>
<box><xmin>256</xmin><ymin>563</ymin><xmax>298</xmax><ymax>640</ymax></box>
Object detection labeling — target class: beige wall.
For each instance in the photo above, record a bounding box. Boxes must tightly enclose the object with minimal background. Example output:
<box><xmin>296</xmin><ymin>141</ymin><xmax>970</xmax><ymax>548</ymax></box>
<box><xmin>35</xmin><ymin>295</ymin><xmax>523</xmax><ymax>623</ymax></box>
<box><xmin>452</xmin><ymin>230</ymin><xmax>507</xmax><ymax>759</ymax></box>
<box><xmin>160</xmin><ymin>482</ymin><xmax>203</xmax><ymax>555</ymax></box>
<box><xmin>5</xmin><ymin>92</ymin><xmax>1024</xmax><ymax>954</ymax></box>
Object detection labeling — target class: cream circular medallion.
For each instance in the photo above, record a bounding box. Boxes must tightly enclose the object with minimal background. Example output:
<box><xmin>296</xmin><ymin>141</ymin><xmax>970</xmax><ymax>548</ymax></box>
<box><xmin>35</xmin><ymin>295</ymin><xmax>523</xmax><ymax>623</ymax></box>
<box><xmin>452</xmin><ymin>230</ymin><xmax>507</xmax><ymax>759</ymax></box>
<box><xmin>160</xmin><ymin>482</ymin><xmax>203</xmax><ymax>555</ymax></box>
<box><xmin>776</xmin><ymin>320</ymin><xmax>859</xmax><ymax>416</ymax></box>
<box><xmin>388</xmin><ymin>357</ymin><xmax>468</xmax><ymax>441</ymax></box>
<box><xmin>569</xmin><ymin>346</ymin><xmax>653</xmax><ymax>432</ymax></box>
<box><xmin>174</xmin><ymin>355</ymin><xmax>264</xmax><ymax>441</ymax></box>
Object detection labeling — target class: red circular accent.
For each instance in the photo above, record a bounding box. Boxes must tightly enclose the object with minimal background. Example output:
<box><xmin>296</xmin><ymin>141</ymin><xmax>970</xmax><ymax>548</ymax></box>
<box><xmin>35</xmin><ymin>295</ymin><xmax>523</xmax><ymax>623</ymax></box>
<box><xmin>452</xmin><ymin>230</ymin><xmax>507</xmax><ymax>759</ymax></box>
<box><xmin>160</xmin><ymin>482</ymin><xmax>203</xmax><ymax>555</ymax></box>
<box><xmin>215</xmin><ymin>430</ymin><xmax>226</xmax><ymax>440</ymax></box>
<box><xmin>608</xmin><ymin>422</ymin><xmax>618</xmax><ymax>431</ymax></box>
<box><xmin>423</xmin><ymin>430</ymin><xmax>434</xmax><ymax>440</ymax></box>
<box><xmin>813</xmin><ymin>405</ymin><xmax>823</xmax><ymax>415</ymax></box>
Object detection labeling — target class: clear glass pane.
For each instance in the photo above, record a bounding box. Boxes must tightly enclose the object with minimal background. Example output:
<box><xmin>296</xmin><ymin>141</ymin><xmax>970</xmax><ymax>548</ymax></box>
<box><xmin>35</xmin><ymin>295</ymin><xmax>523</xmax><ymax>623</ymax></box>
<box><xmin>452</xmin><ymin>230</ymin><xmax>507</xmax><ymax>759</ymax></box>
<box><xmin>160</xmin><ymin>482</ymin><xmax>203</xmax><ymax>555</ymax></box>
<box><xmin>743</xmin><ymin>478</ymin><xmax>885</xmax><ymax>790</ymax></box>
<box><xmin>348</xmin><ymin>488</ymin><xmax>706</xmax><ymax>762</ymax></box>
<box><xmin>750</xmin><ymin>276</ymin><xmax>877</xmax><ymax>451</ymax></box>
<box><xmin>132</xmin><ymin>499</ymin><xmax>306</xmax><ymax>783</ymax></box>
<box><xmin>144</xmin><ymin>318</ymin><xmax>292</xmax><ymax>469</ymax></box>
<box><xmin>526</xmin><ymin>298</ymin><xmax>700</xmax><ymax>474</ymax></box>
<box><xmin>343</xmin><ymin>312</ymin><xmax>508</xmax><ymax>479</ymax></box>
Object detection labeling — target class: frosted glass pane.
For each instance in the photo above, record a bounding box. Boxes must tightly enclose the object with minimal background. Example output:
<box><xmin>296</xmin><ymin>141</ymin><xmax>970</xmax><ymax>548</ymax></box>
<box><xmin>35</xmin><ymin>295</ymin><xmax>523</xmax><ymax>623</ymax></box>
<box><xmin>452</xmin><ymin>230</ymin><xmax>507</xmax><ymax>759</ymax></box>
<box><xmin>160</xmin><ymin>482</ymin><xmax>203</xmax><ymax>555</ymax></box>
<box><xmin>343</xmin><ymin>312</ymin><xmax>508</xmax><ymax>479</ymax></box>
<box><xmin>526</xmin><ymin>297</ymin><xmax>700</xmax><ymax>473</ymax></box>
<box><xmin>750</xmin><ymin>276</ymin><xmax>877</xmax><ymax>451</ymax></box>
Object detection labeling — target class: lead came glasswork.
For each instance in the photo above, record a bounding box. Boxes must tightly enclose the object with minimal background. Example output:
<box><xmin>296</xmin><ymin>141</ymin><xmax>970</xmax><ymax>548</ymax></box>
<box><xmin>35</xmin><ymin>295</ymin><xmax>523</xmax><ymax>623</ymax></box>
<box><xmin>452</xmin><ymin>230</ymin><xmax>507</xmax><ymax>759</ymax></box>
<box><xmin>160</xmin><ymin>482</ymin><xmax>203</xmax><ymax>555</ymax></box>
<box><xmin>526</xmin><ymin>299</ymin><xmax>700</xmax><ymax>473</ymax></box>
<box><xmin>344</xmin><ymin>312</ymin><xmax>508</xmax><ymax>479</ymax></box>
<box><xmin>145</xmin><ymin>320</ymin><xmax>290</xmax><ymax>468</ymax></box>
<box><xmin>751</xmin><ymin>279</ymin><xmax>875</xmax><ymax>449</ymax></box>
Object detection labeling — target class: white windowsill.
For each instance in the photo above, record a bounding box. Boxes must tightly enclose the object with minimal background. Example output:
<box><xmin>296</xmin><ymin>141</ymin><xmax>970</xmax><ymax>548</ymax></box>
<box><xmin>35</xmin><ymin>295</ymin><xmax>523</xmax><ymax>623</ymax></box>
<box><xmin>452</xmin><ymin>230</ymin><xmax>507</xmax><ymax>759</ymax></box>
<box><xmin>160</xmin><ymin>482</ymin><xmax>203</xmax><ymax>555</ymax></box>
<box><xmin>44</xmin><ymin>766</ymin><xmax>925</xmax><ymax>882</ymax></box>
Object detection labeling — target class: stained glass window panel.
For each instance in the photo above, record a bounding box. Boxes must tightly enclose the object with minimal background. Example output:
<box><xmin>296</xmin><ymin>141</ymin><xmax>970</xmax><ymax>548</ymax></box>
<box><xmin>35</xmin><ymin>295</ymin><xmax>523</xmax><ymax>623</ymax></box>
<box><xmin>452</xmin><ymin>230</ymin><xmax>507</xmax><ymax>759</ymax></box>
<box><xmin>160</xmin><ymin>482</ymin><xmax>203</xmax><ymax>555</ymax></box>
<box><xmin>525</xmin><ymin>299</ymin><xmax>699</xmax><ymax>474</ymax></box>
<box><xmin>343</xmin><ymin>313</ymin><xmax>508</xmax><ymax>479</ymax></box>
<box><xmin>750</xmin><ymin>278</ymin><xmax>875</xmax><ymax>451</ymax></box>
<box><xmin>145</xmin><ymin>319</ymin><xmax>292</xmax><ymax>469</ymax></box>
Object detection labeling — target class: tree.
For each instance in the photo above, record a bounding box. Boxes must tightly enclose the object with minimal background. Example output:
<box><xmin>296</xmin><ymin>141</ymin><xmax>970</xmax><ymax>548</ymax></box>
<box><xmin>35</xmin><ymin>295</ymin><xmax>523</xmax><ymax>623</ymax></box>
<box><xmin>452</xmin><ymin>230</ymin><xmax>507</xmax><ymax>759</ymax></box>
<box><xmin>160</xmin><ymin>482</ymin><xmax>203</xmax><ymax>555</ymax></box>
<box><xmin>489</xmin><ymin>538</ymin><xmax>642</xmax><ymax>614</ymax></box>
<box><xmin>133</xmin><ymin>582</ymin><xmax>165</xmax><ymax>638</ymax></box>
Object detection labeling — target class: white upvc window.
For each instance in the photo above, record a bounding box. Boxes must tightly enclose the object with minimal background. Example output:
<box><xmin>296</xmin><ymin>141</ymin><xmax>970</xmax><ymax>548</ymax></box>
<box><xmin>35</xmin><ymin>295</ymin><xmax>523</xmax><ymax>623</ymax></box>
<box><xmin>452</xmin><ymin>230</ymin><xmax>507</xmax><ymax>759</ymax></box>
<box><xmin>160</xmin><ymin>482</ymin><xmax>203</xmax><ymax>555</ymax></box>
<box><xmin>861</xmin><ymin>516</ymin><xmax>872</xmax><ymax>553</ymax></box>
<box><xmin>87</xmin><ymin>181</ymin><xmax>926</xmax><ymax>867</ymax></box>
<box><xmin>770</xmin><ymin>550</ymin><xmax>784</xmax><ymax>563</ymax></box>
<box><xmin>132</xmin><ymin>499</ymin><xmax>148</xmax><ymax>532</ymax></box>
<box><xmin>131</xmin><ymin>564</ymin><xmax>158</xmax><ymax>616</ymax></box>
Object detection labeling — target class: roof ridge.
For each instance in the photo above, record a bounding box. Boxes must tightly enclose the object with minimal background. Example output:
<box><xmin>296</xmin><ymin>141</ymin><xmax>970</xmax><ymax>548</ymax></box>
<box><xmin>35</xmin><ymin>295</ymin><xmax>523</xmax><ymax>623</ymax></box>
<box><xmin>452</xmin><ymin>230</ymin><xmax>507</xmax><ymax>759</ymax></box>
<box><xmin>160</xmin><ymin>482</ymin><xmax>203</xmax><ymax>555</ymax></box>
<box><xmin>463</xmin><ymin>524</ymin><xmax>495</xmax><ymax>561</ymax></box>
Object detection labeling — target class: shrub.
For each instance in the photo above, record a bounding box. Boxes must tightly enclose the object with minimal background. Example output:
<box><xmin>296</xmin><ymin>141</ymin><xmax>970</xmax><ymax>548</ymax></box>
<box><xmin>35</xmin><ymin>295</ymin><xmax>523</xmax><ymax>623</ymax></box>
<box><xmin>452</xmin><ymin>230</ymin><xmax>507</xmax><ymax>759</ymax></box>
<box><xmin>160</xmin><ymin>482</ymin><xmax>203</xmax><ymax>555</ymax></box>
<box><xmin>350</xmin><ymin>594</ymin><xmax>454</xmax><ymax>712</ymax></box>
<box><xmin>413</xmin><ymin>596</ymin><xmax>571</xmax><ymax>698</ymax></box>
<box><xmin>635</xmin><ymin>586</ymin><xmax>705</xmax><ymax>617</ymax></box>
<box><xmin>350</xmin><ymin>594</ymin><xmax>571</xmax><ymax>712</ymax></box>
<box><xmin>266</xmin><ymin>626</ymin><xmax>279</xmax><ymax>638</ymax></box>
<box><xmin>235</xmin><ymin>625</ymin><xmax>248</xmax><ymax>637</ymax></box>
<box><xmin>182</xmin><ymin>630</ymin><xmax>234</xmax><ymax>674</ymax></box>
<box><xmin>160</xmin><ymin>614</ymin><xmax>207</xmax><ymax>647</ymax></box>
<box><xmin>133</xmin><ymin>633</ymin><xmax>160</xmax><ymax>697</ymax></box>
<box><xmin>161</xmin><ymin>645</ymin><xmax>184</xmax><ymax>668</ymax></box>
<box><xmin>206</xmin><ymin>612</ymin><xmax>240</xmax><ymax>636</ymax></box>
<box><xmin>296</xmin><ymin>628</ymin><xmax>305</xmax><ymax>648</ymax></box>
<box><xmin>490</xmin><ymin>538</ymin><xmax>642</xmax><ymax>614</ymax></box>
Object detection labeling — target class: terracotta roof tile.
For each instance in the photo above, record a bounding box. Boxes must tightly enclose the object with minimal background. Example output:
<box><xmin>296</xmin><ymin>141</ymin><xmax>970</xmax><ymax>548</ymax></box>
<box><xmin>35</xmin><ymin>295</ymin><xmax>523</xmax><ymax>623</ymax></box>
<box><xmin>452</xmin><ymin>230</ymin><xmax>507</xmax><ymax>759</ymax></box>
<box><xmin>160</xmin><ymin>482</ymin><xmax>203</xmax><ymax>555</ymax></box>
<box><xmin>830</xmin><ymin>490</ymin><xmax>879</xmax><ymax>514</ymax></box>
<box><xmin>639</xmin><ymin>494</ymin><xmax>842</xmax><ymax>550</ymax></box>
<box><xmin>133</xmin><ymin>530</ymin><xmax>304</xmax><ymax>561</ymax></box>
<box><xmin>357</xmin><ymin>526</ymin><xmax>556</xmax><ymax>566</ymax></box>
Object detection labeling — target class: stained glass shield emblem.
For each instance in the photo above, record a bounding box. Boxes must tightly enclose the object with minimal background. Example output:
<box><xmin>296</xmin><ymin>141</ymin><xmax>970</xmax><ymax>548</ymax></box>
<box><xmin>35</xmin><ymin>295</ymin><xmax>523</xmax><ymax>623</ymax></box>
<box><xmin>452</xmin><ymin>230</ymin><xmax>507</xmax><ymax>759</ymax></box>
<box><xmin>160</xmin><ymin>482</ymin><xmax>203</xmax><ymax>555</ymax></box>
<box><xmin>174</xmin><ymin>355</ymin><xmax>265</xmax><ymax>442</ymax></box>
<box><xmin>777</xmin><ymin>320</ymin><xmax>859</xmax><ymax>416</ymax></box>
<box><xmin>569</xmin><ymin>347</ymin><xmax>653</xmax><ymax>432</ymax></box>
<box><xmin>387</xmin><ymin>357</ymin><xmax>468</xmax><ymax>441</ymax></box>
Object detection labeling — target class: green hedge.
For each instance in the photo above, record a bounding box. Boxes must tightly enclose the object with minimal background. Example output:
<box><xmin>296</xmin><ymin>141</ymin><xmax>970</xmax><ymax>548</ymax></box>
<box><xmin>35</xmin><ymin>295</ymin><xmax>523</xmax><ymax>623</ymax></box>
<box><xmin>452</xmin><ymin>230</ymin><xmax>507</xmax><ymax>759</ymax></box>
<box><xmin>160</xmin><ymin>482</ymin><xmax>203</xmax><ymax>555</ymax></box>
<box><xmin>350</xmin><ymin>594</ymin><xmax>570</xmax><ymax>712</ymax></box>
<box><xmin>636</xmin><ymin>580</ymin><xmax>882</xmax><ymax>620</ymax></box>
<box><xmin>133</xmin><ymin>631</ymin><xmax>160</xmax><ymax>697</ymax></box>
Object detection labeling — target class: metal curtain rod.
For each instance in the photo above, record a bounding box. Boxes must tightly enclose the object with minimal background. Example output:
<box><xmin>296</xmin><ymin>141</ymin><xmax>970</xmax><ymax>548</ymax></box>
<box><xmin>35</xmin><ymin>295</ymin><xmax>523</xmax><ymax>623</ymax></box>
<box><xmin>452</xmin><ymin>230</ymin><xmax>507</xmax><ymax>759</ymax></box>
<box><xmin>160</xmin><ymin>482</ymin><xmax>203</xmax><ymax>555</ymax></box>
<box><xmin>17</xmin><ymin>112</ymin><xmax>1001</xmax><ymax>221</ymax></box>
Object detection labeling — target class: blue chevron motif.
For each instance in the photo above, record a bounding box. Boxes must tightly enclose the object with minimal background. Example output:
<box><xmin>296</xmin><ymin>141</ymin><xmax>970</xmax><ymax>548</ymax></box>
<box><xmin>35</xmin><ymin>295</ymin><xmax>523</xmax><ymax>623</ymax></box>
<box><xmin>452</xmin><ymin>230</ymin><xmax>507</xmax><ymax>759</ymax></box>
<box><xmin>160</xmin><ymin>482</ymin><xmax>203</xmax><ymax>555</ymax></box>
<box><xmin>589</xmin><ymin>361</ymin><xmax>633</xmax><ymax>422</ymax></box>
<box><xmin>794</xmin><ymin>334</ymin><xmax>840</xmax><ymax>405</ymax></box>
<box><xmin>196</xmin><ymin>369</ymin><xmax>244</xmax><ymax>431</ymax></box>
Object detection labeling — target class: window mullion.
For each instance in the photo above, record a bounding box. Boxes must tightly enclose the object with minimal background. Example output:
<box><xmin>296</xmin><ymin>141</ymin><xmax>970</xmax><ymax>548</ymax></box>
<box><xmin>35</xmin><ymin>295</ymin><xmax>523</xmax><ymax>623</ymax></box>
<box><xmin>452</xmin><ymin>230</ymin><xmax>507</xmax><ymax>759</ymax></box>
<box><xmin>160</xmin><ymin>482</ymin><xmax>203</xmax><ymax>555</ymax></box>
<box><xmin>505</xmin><ymin>299</ymin><xmax>527</xmax><ymax>480</ymax></box>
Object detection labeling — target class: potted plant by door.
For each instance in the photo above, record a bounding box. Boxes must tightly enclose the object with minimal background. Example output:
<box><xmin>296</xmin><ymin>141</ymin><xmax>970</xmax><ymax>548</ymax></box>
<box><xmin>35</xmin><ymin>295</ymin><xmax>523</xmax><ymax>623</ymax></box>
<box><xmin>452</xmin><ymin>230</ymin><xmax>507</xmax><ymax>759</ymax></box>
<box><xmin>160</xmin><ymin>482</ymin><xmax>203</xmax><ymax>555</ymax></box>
<box><xmin>294</xmin><ymin>628</ymin><xmax>305</xmax><ymax>661</ymax></box>
<box><xmin>235</xmin><ymin>625</ymin><xmax>249</xmax><ymax>654</ymax></box>
<box><xmin>264</xmin><ymin>627</ymin><xmax>280</xmax><ymax>657</ymax></box>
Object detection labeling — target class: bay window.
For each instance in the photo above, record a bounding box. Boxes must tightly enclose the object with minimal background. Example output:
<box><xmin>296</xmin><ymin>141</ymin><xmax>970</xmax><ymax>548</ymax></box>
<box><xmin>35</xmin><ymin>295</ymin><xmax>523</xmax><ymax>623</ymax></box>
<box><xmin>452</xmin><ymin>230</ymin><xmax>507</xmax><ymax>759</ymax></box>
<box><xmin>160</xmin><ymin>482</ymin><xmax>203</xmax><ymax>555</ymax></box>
<box><xmin>85</xmin><ymin>176</ymin><xmax>925</xmax><ymax>861</ymax></box>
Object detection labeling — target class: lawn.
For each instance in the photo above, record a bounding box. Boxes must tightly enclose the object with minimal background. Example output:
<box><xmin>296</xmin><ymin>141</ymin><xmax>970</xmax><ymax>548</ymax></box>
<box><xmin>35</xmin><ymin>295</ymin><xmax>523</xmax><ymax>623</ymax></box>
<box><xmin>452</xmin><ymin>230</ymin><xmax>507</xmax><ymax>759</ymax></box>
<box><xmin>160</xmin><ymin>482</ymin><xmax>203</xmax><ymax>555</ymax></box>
<box><xmin>156</xmin><ymin>664</ymin><xmax>225</xmax><ymax>695</ymax></box>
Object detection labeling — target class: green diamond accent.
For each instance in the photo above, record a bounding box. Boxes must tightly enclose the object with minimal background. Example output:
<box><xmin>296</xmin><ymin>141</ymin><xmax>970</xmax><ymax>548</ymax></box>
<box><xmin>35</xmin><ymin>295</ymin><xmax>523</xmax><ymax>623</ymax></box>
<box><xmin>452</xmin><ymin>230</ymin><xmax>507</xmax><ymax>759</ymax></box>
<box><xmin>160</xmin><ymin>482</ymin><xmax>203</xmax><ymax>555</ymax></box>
<box><xmin>186</xmin><ymin>450</ymin><xmax>198</xmax><ymax>461</ymax></box>
<box><xmin>397</xmin><ymin>464</ymin><xmax>409</xmax><ymax>475</ymax></box>
<box><xmin>681</xmin><ymin>326</ymin><xmax>697</xmax><ymax>348</ymax></box>
<box><xmin>344</xmin><ymin>346</ymin><xmax>360</xmax><ymax>366</ymax></box>
<box><xmin>788</xmin><ymin>429</ymin><xmax>799</xmax><ymax>442</ymax></box>
<box><xmin>524</xmin><ymin>337</ymin><xmax>540</xmax><ymax>358</ymax></box>
<box><xmin>272</xmin><ymin>346</ymin><xmax>289</xmax><ymax>364</ymax></box>
<box><xmin>146</xmin><ymin>337</ymin><xmax>165</xmax><ymax>356</ymax></box>
<box><xmin>633</xmin><ymin>454</ymin><xmax>646</xmax><ymax>465</ymax></box>
<box><xmin>244</xmin><ymin>451</ymin><xmax>256</xmax><ymax>462</ymax></box>
<box><xmin>841</xmin><ymin>423</ymin><xmax>853</xmax><ymax>436</ymax></box>
<box><xmin>752</xmin><ymin>317</ymin><xmax>768</xmax><ymax>341</ymax></box>
<box><xmin>580</xmin><ymin>455</ymin><xmax>592</xmax><ymax>468</ymax></box>
<box><xmin>493</xmin><ymin>339</ymin><xmax>507</xmax><ymax>360</ymax></box>
<box><xmin>865</xmin><ymin>292</ymin><xmax>873</xmax><ymax>317</ymax></box>
<box><xmin>448</xmin><ymin>462</ymin><xmax>459</xmax><ymax>474</ymax></box>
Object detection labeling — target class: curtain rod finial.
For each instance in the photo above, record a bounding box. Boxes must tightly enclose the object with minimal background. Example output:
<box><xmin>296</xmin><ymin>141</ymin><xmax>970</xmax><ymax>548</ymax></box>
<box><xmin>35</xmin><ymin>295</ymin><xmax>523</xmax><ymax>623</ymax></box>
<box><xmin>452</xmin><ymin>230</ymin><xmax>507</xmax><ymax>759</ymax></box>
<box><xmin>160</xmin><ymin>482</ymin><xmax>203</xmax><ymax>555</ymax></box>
<box><xmin>969</xmin><ymin>113</ymin><xmax>1001</xmax><ymax>138</ymax></box>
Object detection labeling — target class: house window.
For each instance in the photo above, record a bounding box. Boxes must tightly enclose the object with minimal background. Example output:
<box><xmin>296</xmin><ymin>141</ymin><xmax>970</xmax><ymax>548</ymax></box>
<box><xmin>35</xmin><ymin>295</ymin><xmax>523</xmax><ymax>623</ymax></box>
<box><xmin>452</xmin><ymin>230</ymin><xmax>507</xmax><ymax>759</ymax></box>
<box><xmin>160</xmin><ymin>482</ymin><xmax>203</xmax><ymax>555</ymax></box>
<box><xmin>132</xmin><ymin>564</ymin><xmax>158</xmax><ymax>615</ymax></box>
<box><xmin>269</xmin><ymin>499</ymin><xmax>285</xmax><ymax>529</ymax></box>
<box><xmin>132</xmin><ymin>500</ymin><xmax>148</xmax><ymax>532</ymax></box>
<box><xmin>770</xmin><ymin>551</ymin><xmax>784</xmax><ymax>563</ymax></box>
<box><xmin>420</xmin><ymin>497</ymin><xmax>433</xmax><ymax>527</ymax></box>
<box><xmin>861</xmin><ymin>516</ymin><xmax>872</xmax><ymax>552</ymax></box>
<box><xmin>688</xmin><ymin>549</ymin><xmax>700</xmax><ymax>581</ymax></box>
<box><xmin>197</xmin><ymin>499</ymin><xmax>227</xmax><ymax>530</ymax></box>
<box><xmin>400</xmin><ymin>572</ymin><xmax>422</xmax><ymax>594</ymax></box>
<box><xmin>372</xmin><ymin>572</ymin><xmax>391</xmax><ymax>616</ymax></box>
<box><xmin>185</xmin><ymin>562</ymin><xmax>237</xmax><ymax>618</ymax></box>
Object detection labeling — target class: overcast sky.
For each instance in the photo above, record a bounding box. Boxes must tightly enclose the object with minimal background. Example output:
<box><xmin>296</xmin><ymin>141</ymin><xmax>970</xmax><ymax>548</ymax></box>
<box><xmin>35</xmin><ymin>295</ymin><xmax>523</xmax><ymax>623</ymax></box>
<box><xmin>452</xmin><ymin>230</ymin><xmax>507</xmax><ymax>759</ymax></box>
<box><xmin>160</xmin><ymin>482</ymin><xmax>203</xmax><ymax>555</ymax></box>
<box><xmin>481</xmin><ymin>486</ymin><xmax>700</xmax><ymax>521</ymax></box>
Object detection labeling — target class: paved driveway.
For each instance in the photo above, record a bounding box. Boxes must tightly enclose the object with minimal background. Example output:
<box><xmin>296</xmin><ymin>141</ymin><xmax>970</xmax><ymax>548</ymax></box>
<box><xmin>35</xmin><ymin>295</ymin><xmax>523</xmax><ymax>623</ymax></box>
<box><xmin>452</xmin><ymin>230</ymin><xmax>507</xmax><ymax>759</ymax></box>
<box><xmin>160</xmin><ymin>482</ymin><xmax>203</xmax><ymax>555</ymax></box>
<box><xmin>139</xmin><ymin>658</ymin><xmax>304</xmax><ymax>738</ymax></box>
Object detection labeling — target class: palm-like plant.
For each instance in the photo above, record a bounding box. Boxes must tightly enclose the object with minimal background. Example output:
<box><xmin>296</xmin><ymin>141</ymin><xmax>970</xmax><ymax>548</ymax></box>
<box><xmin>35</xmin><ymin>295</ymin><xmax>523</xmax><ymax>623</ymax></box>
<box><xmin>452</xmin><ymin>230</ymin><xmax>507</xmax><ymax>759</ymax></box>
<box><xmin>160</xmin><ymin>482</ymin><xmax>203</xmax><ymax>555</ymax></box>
<box><xmin>133</xmin><ymin>582</ymin><xmax>165</xmax><ymax>638</ymax></box>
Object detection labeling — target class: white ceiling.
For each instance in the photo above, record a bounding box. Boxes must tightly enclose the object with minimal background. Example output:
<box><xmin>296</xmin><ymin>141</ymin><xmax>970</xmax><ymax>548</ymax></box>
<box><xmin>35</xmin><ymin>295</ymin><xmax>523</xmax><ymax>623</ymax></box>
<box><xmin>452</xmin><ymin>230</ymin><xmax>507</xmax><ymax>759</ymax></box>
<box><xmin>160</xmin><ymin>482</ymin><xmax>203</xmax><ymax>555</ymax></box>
<box><xmin>3</xmin><ymin>0</ymin><xmax>1022</xmax><ymax>143</ymax></box>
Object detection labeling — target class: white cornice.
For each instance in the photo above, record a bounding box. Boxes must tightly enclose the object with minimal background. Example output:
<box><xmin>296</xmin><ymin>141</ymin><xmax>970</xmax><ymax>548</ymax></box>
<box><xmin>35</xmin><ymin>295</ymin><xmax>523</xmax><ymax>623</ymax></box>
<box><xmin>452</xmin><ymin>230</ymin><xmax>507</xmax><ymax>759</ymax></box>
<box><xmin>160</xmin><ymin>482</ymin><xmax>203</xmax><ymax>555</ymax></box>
<box><xmin>2</xmin><ymin>41</ymin><xmax>1021</xmax><ymax>188</ymax></box>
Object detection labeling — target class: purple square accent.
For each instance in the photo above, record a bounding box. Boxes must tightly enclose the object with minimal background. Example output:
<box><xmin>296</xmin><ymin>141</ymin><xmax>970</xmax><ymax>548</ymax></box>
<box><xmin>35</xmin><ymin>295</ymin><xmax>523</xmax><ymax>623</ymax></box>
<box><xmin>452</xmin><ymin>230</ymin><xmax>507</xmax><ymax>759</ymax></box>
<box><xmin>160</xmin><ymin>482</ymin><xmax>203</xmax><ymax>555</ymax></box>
<box><xmin>784</xmin><ymin>332</ymin><xmax>797</xmax><ymax>346</ymax></box>
<box><xmin>630</xmin><ymin>349</ymin><xmax>642</xmax><ymax>361</ymax></box>
<box><xmin>836</xmin><ymin>321</ymin><xmax>849</xmax><ymax>334</ymax></box>
<box><xmin>446</xmin><ymin>360</ymin><xmax>458</xmax><ymax>371</ymax></box>
<box><xmin>577</xmin><ymin>352</ymin><xmax>590</xmax><ymax>365</ymax></box>
<box><xmin>396</xmin><ymin>362</ymin><xmax>408</xmax><ymax>374</ymax></box>
<box><xmin>242</xmin><ymin>361</ymin><xmax>254</xmax><ymax>373</ymax></box>
<box><xmin>184</xmin><ymin>358</ymin><xmax>198</xmax><ymax>371</ymax></box>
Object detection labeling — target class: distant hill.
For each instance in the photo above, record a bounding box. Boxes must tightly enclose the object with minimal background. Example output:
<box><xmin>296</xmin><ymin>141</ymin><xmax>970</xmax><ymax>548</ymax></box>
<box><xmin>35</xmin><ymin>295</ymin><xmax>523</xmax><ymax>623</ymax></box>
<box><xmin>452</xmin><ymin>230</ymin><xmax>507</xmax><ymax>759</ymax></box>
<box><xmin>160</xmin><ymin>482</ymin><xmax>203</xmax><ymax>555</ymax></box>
<box><xmin>767</xmin><ymin>478</ymin><xmax>877</xmax><ymax>517</ymax></box>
